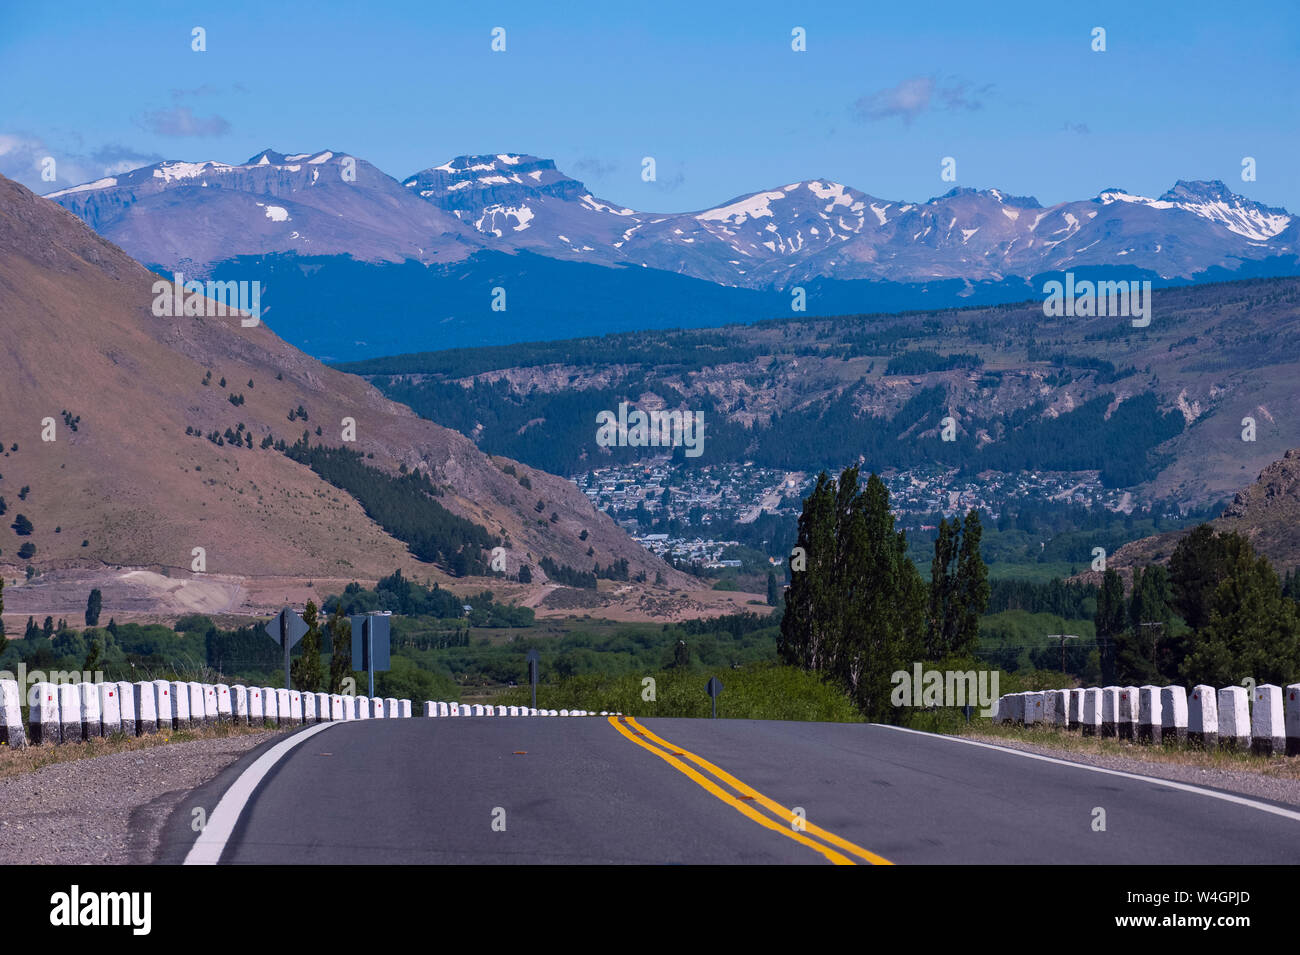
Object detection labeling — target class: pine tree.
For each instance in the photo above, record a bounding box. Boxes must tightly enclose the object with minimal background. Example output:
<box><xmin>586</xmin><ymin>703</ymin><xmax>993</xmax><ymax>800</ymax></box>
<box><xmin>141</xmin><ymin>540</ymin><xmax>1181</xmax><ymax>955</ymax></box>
<box><xmin>766</xmin><ymin>570</ymin><xmax>779</xmax><ymax>607</ymax></box>
<box><xmin>291</xmin><ymin>600</ymin><xmax>326</xmax><ymax>693</ymax></box>
<box><xmin>1183</xmin><ymin>541</ymin><xmax>1300</xmax><ymax>687</ymax></box>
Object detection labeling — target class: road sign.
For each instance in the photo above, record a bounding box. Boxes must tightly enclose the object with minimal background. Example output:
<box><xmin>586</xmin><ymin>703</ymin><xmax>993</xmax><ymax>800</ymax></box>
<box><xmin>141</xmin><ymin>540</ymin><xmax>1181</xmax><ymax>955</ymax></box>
<box><xmin>350</xmin><ymin>613</ymin><xmax>391</xmax><ymax>698</ymax></box>
<box><xmin>706</xmin><ymin>676</ymin><xmax>724</xmax><ymax>719</ymax></box>
<box><xmin>265</xmin><ymin>607</ymin><xmax>309</xmax><ymax>647</ymax></box>
<box><xmin>526</xmin><ymin>649</ymin><xmax>540</xmax><ymax>709</ymax></box>
<box><xmin>265</xmin><ymin>607</ymin><xmax>309</xmax><ymax>690</ymax></box>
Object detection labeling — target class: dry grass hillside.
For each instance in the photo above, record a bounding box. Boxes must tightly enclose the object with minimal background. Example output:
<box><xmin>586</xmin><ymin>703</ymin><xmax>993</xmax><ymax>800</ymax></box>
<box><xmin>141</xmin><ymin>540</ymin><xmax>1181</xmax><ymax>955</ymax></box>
<box><xmin>0</xmin><ymin>174</ymin><xmax>696</xmax><ymax>617</ymax></box>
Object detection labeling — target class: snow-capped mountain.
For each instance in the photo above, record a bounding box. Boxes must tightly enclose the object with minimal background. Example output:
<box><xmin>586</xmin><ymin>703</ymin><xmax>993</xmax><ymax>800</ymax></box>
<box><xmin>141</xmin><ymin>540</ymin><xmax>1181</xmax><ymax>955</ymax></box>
<box><xmin>401</xmin><ymin>153</ymin><xmax>640</xmax><ymax>266</ymax></box>
<box><xmin>44</xmin><ymin>149</ymin><xmax>1296</xmax><ymax>287</ymax></box>
<box><xmin>45</xmin><ymin>149</ymin><xmax>483</xmax><ymax>271</ymax></box>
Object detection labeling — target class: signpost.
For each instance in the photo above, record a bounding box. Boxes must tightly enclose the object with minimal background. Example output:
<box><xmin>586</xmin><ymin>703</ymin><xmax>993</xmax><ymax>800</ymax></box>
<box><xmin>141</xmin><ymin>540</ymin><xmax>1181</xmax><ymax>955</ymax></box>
<box><xmin>706</xmin><ymin>676</ymin><xmax>724</xmax><ymax>719</ymax></box>
<box><xmin>526</xmin><ymin>649</ymin><xmax>540</xmax><ymax>710</ymax></box>
<box><xmin>350</xmin><ymin>612</ymin><xmax>392</xmax><ymax>698</ymax></box>
<box><xmin>264</xmin><ymin>607</ymin><xmax>309</xmax><ymax>690</ymax></box>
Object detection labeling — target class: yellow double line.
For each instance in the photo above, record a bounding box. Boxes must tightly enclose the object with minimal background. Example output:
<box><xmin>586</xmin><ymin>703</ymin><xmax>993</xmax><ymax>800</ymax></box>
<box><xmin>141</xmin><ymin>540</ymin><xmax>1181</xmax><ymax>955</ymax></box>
<box><xmin>607</xmin><ymin>715</ymin><xmax>892</xmax><ymax>865</ymax></box>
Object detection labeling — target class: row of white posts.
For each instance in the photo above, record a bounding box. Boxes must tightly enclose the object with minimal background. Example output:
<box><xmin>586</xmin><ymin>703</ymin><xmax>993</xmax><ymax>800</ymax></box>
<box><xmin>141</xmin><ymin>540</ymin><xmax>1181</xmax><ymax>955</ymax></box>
<box><xmin>421</xmin><ymin>703</ymin><xmax>620</xmax><ymax>717</ymax></box>
<box><xmin>993</xmin><ymin>683</ymin><xmax>1300</xmax><ymax>756</ymax></box>
<box><xmin>0</xmin><ymin>677</ymin><xmax>622</xmax><ymax>748</ymax></box>
<box><xmin>0</xmin><ymin>678</ymin><xmax>420</xmax><ymax>747</ymax></box>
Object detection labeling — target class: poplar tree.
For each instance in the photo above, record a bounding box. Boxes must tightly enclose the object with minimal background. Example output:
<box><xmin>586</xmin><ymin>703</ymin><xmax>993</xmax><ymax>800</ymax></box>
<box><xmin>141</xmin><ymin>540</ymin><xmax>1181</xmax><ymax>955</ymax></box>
<box><xmin>780</xmin><ymin>467</ymin><xmax>925</xmax><ymax>722</ymax></box>
<box><xmin>326</xmin><ymin>604</ymin><xmax>353</xmax><ymax>693</ymax></box>
<box><xmin>1094</xmin><ymin>568</ymin><xmax>1125</xmax><ymax>684</ymax></box>
<box><xmin>292</xmin><ymin>600</ymin><xmax>326</xmax><ymax>693</ymax></box>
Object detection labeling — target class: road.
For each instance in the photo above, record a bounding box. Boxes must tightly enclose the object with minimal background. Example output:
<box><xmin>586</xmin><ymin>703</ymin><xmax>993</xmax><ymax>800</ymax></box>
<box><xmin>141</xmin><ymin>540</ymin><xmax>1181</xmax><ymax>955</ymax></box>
<box><xmin>161</xmin><ymin>717</ymin><xmax>1300</xmax><ymax>864</ymax></box>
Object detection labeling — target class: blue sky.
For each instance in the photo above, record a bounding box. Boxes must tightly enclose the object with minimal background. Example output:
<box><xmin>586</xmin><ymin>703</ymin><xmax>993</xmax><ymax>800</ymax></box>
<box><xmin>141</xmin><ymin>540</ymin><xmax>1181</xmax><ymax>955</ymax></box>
<box><xmin>2</xmin><ymin>0</ymin><xmax>1296</xmax><ymax>211</ymax></box>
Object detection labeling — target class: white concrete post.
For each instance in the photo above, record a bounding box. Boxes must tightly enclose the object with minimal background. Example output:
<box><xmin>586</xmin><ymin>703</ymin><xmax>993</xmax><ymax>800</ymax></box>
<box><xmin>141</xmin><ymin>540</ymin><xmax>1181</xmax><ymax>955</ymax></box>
<box><xmin>0</xmin><ymin>680</ymin><xmax>25</xmax><ymax>747</ymax></box>
<box><xmin>1067</xmin><ymin>689</ymin><xmax>1082</xmax><ymax>730</ymax></box>
<box><xmin>1137</xmin><ymin>686</ymin><xmax>1162</xmax><ymax>745</ymax></box>
<box><xmin>276</xmin><ymin>688</ymin><xmax>291</xmax><ymax>726</ymax></box>
<box><xmin>1286</xmin><ymin>684</ymin><xmax>1300</xmax><ymax>757</ymax></box>
<box><xmin>314</xmin><ymin>692</ymin><xmax>329</xmax><ymax>721</ymax></box>
<box><xmin>187</xmin><ymin>682</ymin><xmax>206</xmax><ymax>728</ymax></box>
<box><xmin>29</xmin><ymin>682</ymin><xmax>59</xmax><ymax>745</ymax></box>
<box><xmin>170</xmin><ymin>681</ymin><xmax>191</xmax><ymax>730</ymax></box>
<box><xmin>301</xmin><ymin>690</ymin><xmax>316</xmax><ymax>723</ymax></box>
<box><xmin>399</xmin><ymin>700</ymin><xmax>412</xmax><ymax>718</ymax></box>
<box><xmin>423</xmin><ymin>701</ymin><xmax>437</xmax><ymax>717</ymax></box>
<box><xmin>351</xmin><ymin>696</ymin><xmax>367</xmax><ymax>720</ymax></box>
<box><xmin>232</xmin><ymin>685</ymin><xmax>249</xmax><ymax>724</ymax></box>
<box><xmin>1217</xmin><ymin>686</ymin><xmax>1250</xmax><ymax>751</ymax></box>
<box><xmin>115</xmin><ymin>681</ymin><xmax>136</xmax><ymax>737</ymax></box>
<box><xmin>1081</xmin><ymin>688</ymin><xmax>1102</xmax><ymax>736</ymax></box>
<box><xmin>248</xmin><ymin>686</ymin><xmax>264</xmax><ymax>725</ymax></box>
<box><xmin>1117</xmin><ymin>687</ymin><xmax>1139</xmax><ymax>741</ymax></box>
<box><xmin>203</xmin><ymin>685</ymin><xmax>219</xmax><ymax>725</ymax></box>
<box><xmin>1049</xmin><ymin>690</ymin><xmax>1068</xmax><ymax>727</ymax></box>
<box><xmin>58</xmin><ymin>683</ymin><xmax>81</xmax><ymax>743</ymax></box>
<box><xmin>330</xmin><ymin>694</ymin><xmax>345</xmax><ymax>721</ymax></box>
<box><xmin>134</xmin><ymin>682</ymin><xmax>158</xmax><ymax>735</ymax></box>
<box><xmin>215</xmin><ymin>684</ymin><xmax>232</xmax><ymax>723</ymax></box>
<box><xmin>370</xmin><ymin>697</ymin><xmax>384</xmax><ymax>718</ymax></box>
<box><xmin>1101</xmin><ymin>687</ymin><xmax>1120</xmax><ymax>738</ymax></box>
<box><xmin>1252</xmin><ymin>684</ymin><xmax>1285</xmax><ymax>756</ymax></box>
<box><xmin>1160</xmin><ymin>686</ymin><xmax>1188</xmax><ymax>745</ymax></box>
<box><xmin>1188</xmin><ymin>684</ymin><xmax>1219</xmax><ymax>749</ymax></box>
<box><xmin>385</xmin><ymin>698</ymin><xmax>399</xmax><ymax>718</ymax></box>
<box><xmin>507</xmin><ymin>705</ymin><xmax>520</xmax><ymax>717</ymax></box>
<box><xmin>262</xmin><ymin>687</ymin><xmax>279</xmax><ymax>726</ymax></box>
<box><xmin>290</xmin><ymin>691</ymin><xmax>303</xmax><ymax>724</ymax></box>
<box><xmin>98</xmin><ymin>683</ymin><xmax>122</xmax><ymax>736</ymax></box>
<box><xmin>152</xmin><ymin>680</ymin><xmax>174</xmax><ymax>732</ymax></box>
<box><xmin>78</xmin><ymin>682</ymin><xmax>102</xmax><ymax>740</ymax></box>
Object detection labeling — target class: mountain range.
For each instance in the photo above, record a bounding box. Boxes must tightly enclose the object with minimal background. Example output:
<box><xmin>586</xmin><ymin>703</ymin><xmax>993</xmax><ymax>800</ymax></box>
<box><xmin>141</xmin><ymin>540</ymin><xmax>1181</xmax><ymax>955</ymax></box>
<box><xmin>48</xmin><ymin>149</ymin><xmax>1297</xmax><ymax>287</ymax></box>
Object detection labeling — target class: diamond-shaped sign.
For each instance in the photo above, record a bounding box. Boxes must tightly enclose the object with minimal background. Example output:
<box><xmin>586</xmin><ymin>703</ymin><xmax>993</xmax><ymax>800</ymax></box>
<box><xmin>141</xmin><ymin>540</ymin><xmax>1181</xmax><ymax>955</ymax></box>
<box><xmin>265</xmin><ymin>607</ymin><xmax>309</xmax><ymax>648</ymax></box>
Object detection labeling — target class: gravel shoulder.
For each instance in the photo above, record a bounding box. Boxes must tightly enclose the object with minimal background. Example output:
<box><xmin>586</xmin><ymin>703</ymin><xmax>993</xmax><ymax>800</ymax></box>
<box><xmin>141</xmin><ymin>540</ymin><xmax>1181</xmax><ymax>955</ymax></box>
<box><xmin>962</xmin><ymin>729</ymin><xmax>1300</xmax><ymax>809</ymax></box>
<box><xmin>0</xmin><ymin>730</ymin><xmax>282</xmax><ymax>864</ymax></box>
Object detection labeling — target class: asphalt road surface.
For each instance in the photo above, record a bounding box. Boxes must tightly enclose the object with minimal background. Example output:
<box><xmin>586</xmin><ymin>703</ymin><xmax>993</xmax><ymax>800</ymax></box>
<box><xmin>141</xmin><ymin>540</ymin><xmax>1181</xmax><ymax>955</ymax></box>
<box><xmin>161</xmin><ymin>717</ymin><xmax>1300</xmax><ymax>864</ymax></box>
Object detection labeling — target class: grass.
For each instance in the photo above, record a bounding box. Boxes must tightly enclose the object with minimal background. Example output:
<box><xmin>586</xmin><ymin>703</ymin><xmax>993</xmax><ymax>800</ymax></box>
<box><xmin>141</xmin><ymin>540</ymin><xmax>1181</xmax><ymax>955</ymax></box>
<box><xmin>0</xmin><ymin>720</ymin><xmax>285</xmax><ymax>779</ymax></box>
<box><xmin>493</xmin><ymin>662</ymin><xmax>863</xmax><ymax>722</ymax></box>
<box><xmin>965</xmin><ymin>721</ymin><xmax>1300</xmax><ymax>780</ymax></box>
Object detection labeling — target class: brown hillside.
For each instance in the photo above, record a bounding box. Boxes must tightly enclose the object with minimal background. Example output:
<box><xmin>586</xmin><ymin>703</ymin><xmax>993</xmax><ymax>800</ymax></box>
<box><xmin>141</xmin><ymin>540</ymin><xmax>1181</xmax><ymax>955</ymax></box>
<box><xmin>0</xmin><ymin>174</ymin><xmax>693</xmax><ymax>605</ymax></box>
<box><xmin>1076</xmin><ymin>448</ymin><xmax>1300</xmax><ymax>586</ymax></box>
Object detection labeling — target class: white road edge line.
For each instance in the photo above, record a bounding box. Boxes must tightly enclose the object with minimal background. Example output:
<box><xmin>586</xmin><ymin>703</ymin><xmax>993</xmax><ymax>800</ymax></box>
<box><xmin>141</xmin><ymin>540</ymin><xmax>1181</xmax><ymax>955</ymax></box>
<box><xmin>184</xmin><ymin>721</ymin><xmax>340</xmax><ymax>865</ymax></box>
<box><xmin>876</xmin><ymin>724</ymin><xmax>1300</xmax><ymax>824</ymax></box>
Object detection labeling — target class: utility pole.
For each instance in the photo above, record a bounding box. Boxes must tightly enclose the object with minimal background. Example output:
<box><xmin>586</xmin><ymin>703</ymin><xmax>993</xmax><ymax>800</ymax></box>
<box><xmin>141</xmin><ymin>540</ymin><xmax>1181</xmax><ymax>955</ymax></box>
<box><xmin>1047</xmin><ymin>634</ymin><xmax>1081</xmax><ymax>673</ymax></box>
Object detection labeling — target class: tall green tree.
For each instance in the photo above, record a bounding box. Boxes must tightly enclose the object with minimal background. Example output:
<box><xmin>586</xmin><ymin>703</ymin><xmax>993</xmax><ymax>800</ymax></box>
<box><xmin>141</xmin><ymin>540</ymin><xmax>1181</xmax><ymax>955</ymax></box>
<box><xmin>1182</xmin><ymin>540</ymin><xmax>1300</xmax><ymax>687</ymax></box>
<box><xmin>780</xmin><ymin>467</ymin><xmax>925</xmax><ymax>722</ymax></box>
<box><xmin>1115</xmin><ymin>564</ymin><xmax>1176</xmax><ymax>683</ymax></box>
<box><xmin>291</xmin><ymin>600</ymin><xmax>326</xmax><ymax>693</ymax></box>
<box><xmin>1168</xmin><ymin>524</ymin><xmax>1237</xmax><ymax>632</ymax></box>
<box><xmin>928</xmin><ymin>510</ymin><xmax>990</xmax><ymax>658</ymax></box>
<box><xmin>85</xmin><ymin>588</ymin><xmax>102</xmax><ymax>627</ymax></box>
<box><xmin>326</xmin><ymin>604</ymin><xmax>353</xmax><ymax>693</ymax></box>
<box><xmin>1094</xmin><ymin>568</ymin><xmax>1125</xmax><ymax>684</ymax></box>
<box><xmin>0</xmin><ymin>577</ymin><xmax>6</xmax><ymax>653</ymax></box>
